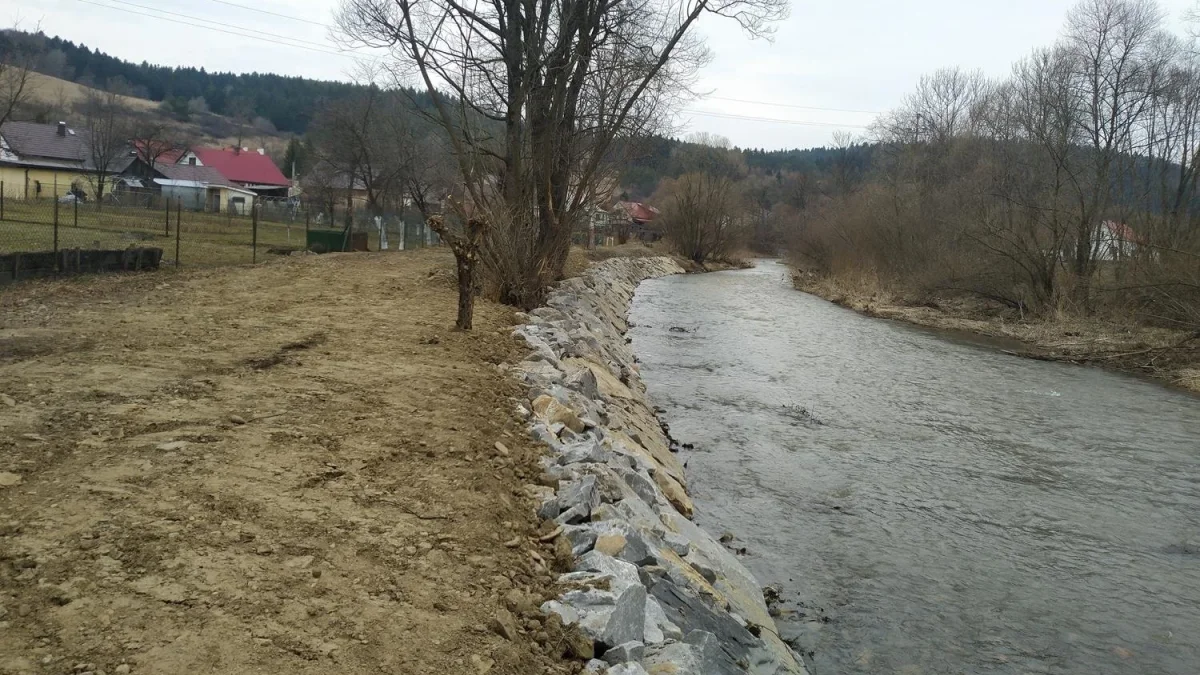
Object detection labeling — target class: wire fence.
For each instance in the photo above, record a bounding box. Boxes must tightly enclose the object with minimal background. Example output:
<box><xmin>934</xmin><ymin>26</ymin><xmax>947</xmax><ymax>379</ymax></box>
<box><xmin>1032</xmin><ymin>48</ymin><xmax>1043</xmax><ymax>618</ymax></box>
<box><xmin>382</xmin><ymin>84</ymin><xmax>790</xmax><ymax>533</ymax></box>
<box><xmin>0</xmin><ymin>182</ymin><xmax>442</xmax><ymax>284</ymax></box>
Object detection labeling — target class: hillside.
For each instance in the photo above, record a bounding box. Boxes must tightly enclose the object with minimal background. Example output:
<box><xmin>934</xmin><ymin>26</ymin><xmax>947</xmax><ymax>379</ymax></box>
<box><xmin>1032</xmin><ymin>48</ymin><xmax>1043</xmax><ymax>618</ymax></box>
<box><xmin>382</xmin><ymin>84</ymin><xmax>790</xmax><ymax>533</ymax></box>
<box><xmin>1</xmin><ymin>29</ymin><xmax>431</xmax><ymax>135</ymax></box>
<box><xmin>23</xmin><ymin>70</ymin><xmax>158</xmax><ymax>113</ymax></box>
<box><xmin>17</xmin><ymin>70</ymin><xmax>290</xmax><ymax>158</ymax></box>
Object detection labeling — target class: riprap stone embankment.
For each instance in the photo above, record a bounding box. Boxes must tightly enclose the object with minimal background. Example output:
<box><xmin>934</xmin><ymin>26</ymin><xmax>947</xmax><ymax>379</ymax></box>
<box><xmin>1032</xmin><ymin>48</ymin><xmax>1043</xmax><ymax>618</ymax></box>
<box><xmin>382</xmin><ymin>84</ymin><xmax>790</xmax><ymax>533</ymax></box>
<box><xmin>513</xmin><ymin>257</ymin><xmax>808</xmax><ymax>675</ymax></box>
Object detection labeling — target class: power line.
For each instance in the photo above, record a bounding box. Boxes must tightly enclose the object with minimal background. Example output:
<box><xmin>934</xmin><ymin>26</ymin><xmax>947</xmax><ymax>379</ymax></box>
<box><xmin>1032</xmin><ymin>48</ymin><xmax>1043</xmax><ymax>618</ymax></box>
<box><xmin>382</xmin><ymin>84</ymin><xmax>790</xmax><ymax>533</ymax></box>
<box><xmin>74</xmin><ymin>0</ymin><xmax>878</xmax><ymax>125</ymax></box>
<box><xmin>93</xmin><ymin>0</ymin><xmax>347</xmax><ymax>54</ymax></box>
<box><xmin>203</xmin><ymin>0</ymin><xmax>330</xmax><ymax>28</ymax></box>
<box><xmin>74</xmin><ymin>0</ymin><xmax>364</xmax><ymax>60</ymax></box>
<box><xmin>704</xmin><ymin>95</ymin><xmax>883</xmax><ymax>116</ymax></box>
<box><xmin>681</xmin><ymin>109</ymin><xmax>870</xmax><ymax>129</ymax></box>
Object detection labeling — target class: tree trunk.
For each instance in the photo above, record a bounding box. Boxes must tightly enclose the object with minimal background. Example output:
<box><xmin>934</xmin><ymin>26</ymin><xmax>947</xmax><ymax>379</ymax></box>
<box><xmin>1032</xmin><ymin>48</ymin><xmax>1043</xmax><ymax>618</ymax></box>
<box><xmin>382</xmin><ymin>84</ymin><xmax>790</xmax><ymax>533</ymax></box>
<box><xmin>454</xmin><ymin>252</ymin><xmax>476</xmax><ymax>330</ymax></box>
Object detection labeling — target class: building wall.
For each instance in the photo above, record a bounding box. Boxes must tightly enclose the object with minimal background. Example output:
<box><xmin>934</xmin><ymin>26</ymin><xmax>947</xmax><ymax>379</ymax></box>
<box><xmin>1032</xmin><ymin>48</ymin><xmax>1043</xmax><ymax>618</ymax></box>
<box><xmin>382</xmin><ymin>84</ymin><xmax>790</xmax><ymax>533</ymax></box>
<box><xmin>161</xmin><ymin>184</ymin><xmax>208</xmax><ymax>211</ymax></box>
<box><xmin>220</xmin><ymin>187</ymin><xmax>255</xmax><ymax>215</ymax></box>
<box><xmin>0</xmin><ymin>166</ymin><xmax>96</xmax><ymax>200</ymax></box>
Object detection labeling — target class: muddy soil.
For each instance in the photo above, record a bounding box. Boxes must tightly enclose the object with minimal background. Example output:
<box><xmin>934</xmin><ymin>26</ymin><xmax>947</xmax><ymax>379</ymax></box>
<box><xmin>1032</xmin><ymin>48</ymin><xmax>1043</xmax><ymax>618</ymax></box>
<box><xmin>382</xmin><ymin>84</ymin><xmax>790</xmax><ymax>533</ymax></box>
<box><xmin>0</xmin><ymin>250</ymin><xmax>579</xmax><ymax>675</ymax></box>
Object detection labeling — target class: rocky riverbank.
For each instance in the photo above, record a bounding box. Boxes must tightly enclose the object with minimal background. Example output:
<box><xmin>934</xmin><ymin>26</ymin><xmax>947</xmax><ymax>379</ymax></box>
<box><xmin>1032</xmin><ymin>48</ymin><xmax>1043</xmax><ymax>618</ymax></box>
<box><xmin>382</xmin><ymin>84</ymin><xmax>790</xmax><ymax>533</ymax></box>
<box><xmin>513</xmin><ymin>257</ymin><xmax>808</xmax><ymax>674</ymax></box>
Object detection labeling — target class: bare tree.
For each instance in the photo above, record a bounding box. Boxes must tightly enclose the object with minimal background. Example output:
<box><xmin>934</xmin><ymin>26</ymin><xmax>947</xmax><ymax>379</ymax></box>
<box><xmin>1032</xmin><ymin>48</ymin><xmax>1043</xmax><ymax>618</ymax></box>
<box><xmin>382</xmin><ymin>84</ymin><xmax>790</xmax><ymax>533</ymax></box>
<box><xmin>1061</xmin><ymin>0</ymin><xmax>1164</xmax><ymax>308</ymax></box>
<box><xmin>310</xmin><ymin>85</ymin><xmax>411</xmax><ymax>222</ymax></box>
<box><xmin>78</xmin><ymin>86</ymin><xmax>133</xmax><ymax>206</ymax></box>
<box><xmin>0</xmin><ymin>41</ymin><xmax>33</xmax><ymax>128</ymax></box>
<box><xmin>661</xmin><ymin>171</ymin><xmax>744</xmax><ymax>263</ymax></box>
<box><xmin>130</xmin><ymin>116</ymin><xmax>182</xmax><ymax>170</ymax></box>
<box><xmin>338</xmin><ymin>0</ymin><xmax>787</xmax><ymax>322</ymax></box>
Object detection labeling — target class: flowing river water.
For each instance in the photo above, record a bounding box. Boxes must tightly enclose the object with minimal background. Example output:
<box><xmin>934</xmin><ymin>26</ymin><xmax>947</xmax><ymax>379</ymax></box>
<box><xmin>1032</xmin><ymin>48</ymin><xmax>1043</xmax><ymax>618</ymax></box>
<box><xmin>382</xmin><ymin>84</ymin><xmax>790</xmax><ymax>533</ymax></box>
<box><xmin>627</xmin><ymin>259</ymin><xmax>1200</xmax><ymax>675</ymax></box>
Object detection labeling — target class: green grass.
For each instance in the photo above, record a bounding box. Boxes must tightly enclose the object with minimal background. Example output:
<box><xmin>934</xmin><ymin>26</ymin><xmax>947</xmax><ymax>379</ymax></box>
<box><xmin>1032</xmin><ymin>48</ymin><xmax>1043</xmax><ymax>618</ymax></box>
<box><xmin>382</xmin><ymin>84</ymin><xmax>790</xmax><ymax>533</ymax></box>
<box><xmin>0</xmin><ymin>201</ymin><xmax>397</xmax><ymax>267</ymax></box>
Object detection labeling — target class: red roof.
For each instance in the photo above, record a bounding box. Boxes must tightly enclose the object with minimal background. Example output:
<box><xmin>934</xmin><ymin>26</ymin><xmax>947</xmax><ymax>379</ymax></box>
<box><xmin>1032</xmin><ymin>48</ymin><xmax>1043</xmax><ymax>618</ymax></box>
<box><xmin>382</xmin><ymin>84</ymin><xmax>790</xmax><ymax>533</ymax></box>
<box><xmin>617</xmin><ymin>201</ymin><xmax>659</xmax><ymax>223</ymax></box>
<box><xmin>1102</xmin><ymin>221</ymin><xmax>1146</xmax><ymax>246</ymax></box>
<box><xmin>192</xmin><ymin>147</ymin><xmax>288</xmax><ymax>187</ymax></box>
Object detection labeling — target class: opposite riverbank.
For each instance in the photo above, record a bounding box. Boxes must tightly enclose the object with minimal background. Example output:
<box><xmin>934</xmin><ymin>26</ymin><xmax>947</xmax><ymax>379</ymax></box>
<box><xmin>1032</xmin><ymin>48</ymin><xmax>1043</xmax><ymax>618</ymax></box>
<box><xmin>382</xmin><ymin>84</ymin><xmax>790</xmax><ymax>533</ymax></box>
<box><xmin>791</xmin><ymin>270</ymin><xmax>1200</xmax><ymax>394</ymax></box>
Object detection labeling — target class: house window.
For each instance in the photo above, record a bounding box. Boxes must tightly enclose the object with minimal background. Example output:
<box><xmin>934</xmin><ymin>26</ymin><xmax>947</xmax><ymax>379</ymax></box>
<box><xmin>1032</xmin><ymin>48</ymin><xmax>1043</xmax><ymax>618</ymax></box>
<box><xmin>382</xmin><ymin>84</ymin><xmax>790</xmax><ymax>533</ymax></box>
<box><xmin>188</xmin><ymin>156</ymin><xmax>196</xmax><ymax>166</ymax></box>
<box><xmin>230</xmin><ymin>196</ymin><xmax>246</xmax><ymax>215</ymax></box>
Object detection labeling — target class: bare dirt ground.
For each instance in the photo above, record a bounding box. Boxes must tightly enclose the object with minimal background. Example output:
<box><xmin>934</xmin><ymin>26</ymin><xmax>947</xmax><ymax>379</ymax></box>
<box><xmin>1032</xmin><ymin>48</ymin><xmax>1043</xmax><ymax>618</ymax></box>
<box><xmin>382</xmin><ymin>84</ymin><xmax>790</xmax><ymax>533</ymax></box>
<box><xmin>0</xmin><ymin>250</ymin><xmax>582</xmax><ymax>675</ymax></box>
<box><xmin>792</xmin><ymin>271</ymin><xmax>1200</xmax><ymax>394</ymax></box>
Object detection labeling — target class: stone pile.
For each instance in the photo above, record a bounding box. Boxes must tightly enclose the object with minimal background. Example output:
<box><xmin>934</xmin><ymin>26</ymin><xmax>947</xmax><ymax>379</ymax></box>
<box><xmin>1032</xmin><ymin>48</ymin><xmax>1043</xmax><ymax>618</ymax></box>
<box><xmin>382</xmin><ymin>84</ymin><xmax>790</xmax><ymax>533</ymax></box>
<box><xmin>513</xmin><ymin>257</ymin><xmax>808</xmax><ymax>675</ymax></box>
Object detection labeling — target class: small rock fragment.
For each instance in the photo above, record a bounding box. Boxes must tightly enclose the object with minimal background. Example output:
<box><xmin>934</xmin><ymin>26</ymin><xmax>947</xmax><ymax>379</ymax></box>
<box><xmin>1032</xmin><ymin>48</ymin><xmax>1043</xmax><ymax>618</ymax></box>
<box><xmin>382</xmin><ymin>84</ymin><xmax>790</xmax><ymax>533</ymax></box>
<box><xmin>489</xmin><ymin>609</ymin><xmax>519</xmax><ymax>641</ymax></box>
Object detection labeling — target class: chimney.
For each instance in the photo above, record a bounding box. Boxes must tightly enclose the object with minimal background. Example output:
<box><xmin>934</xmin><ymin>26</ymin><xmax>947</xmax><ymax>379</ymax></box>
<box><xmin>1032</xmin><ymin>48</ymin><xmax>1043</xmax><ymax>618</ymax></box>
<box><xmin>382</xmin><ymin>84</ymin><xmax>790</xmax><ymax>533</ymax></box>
<box><xmin>57</xmin><ymin>121</ymin><xmax>67</xmax><ymax>137</ymax></box>
<box><xmin>256</xmin><ymin>148</ymin><xmax>265</xmax><ymax>155</ymax></box>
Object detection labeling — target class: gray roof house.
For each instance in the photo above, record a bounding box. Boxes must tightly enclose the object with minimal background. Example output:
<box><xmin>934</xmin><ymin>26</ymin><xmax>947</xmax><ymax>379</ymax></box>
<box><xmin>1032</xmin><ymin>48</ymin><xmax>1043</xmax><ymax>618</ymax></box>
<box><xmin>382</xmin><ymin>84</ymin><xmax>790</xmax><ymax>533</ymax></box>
<box><xmin>0</xmin><ymin>120</ymin><xmax>92</xmax><ymax>171</ymax></box>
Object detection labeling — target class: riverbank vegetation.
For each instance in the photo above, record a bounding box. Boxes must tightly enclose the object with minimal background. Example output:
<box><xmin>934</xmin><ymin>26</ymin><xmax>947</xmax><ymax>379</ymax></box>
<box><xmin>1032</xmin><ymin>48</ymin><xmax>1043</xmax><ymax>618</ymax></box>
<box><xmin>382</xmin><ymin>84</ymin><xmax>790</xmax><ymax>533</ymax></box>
<box><xmin>784</xmin><ymin>0</ymin><xmax>1200</xmax><ymax>391</ymax></box>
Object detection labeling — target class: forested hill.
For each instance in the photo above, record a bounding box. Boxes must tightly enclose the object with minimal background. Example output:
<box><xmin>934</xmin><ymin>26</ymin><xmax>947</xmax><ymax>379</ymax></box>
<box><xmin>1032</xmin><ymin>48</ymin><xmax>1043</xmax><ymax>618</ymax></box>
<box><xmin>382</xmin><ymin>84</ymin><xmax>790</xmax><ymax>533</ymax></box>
<box><xmin>621</xmin><ymin>136</ymin><xmax>877</xmax><ymax>198</ymax></box>
<box><xmin>0</xmin><ymin>30</ymin><xmax>433</xmax><ymax>133</ymax></box>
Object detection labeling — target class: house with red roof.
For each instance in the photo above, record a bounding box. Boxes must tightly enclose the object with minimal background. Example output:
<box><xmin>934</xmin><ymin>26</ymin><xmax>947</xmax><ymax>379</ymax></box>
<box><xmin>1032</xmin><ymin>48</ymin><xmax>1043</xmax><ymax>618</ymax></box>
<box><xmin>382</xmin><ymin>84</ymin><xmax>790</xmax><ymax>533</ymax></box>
<box><xmin>176</xmin><ymin>146</ymin><xmax>290</xmax><ymax>198</ymax></box>
<box><xmin>1096</xmin><ymin>221</ymin><xmax>1148</xmax><ymax>261</ymax></box>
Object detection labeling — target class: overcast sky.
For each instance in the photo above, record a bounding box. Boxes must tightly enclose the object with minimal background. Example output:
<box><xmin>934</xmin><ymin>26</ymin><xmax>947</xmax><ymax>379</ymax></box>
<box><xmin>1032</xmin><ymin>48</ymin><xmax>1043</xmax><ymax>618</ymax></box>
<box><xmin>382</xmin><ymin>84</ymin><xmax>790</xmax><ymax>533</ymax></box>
<box><xmin>7</xmin><ymin>0</ymin><xmax>1198</xmax><ymax>149</ymax></box>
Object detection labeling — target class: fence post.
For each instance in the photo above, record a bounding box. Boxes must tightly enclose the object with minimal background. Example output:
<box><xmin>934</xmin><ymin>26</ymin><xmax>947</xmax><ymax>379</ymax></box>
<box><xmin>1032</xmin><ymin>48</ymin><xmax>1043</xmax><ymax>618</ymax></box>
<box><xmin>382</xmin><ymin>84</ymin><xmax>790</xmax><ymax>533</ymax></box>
<box><xmin>74</xmin><ymin>194</ymin><xmax>78</xmax><ymax>228</ymax></box>
<box><xmin>53</xmin><ymin>189</ymin><xmax>60</xmax><ymax>270</ymax></box>
<box><xmin>1</xmin><ymin>180</ymin><xmax>4</xmax><ymax>221</ymax></box>
<box><xmin>305</xmin><ymin>206</ymin><xmax>310</xmax><ymax>249</ymax></box>
<box><xmin>176</xmin><ymin>198</ymin><xmax>182</xmax><ymax>268</ymax></box>
<box><xmin>252</xmin><ymin>203</ymin><xmax>258</xmax><ymax>263</ymax></box>
<box><xmin>165</xmin><ymin>196</ymin><xmax>170</xmax><ymax>236</ymax></box>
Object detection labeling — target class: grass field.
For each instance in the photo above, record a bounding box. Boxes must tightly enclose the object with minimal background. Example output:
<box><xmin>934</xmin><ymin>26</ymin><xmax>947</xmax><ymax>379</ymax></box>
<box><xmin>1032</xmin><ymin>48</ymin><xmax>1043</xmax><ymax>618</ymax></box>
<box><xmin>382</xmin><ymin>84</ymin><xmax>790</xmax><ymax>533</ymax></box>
<box><xmin>0</xmin><ymin>200</ymin><xmax>432</xmax><ymax>267</ymax></box>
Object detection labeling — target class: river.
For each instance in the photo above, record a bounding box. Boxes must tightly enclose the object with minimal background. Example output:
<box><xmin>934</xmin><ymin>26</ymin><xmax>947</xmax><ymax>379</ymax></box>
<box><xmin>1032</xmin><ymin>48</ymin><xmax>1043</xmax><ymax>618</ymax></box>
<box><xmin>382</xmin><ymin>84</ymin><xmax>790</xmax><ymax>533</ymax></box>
<box><xmin>627</xmin><ymin>259</ymin><xmax>1200</xmax><ymax>675</ymax></box>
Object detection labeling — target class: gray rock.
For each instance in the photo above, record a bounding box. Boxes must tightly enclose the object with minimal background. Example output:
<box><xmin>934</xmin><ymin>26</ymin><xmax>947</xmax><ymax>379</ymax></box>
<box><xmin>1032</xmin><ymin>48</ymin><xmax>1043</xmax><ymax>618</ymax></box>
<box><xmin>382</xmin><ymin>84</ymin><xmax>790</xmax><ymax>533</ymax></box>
<box><xmin>553</xmin><ymin>504</ymin><xmax>585</xmax><ymax>525</ymax></box>
<box><xmin>562</xmin><ymin>525</ymin><xmax>599</xmax><ymax>556</ymax></box>
<box><xmin>530</xmin><ymin>424</ymin><xmax>562</xmax><ymax>451</ymax></box>
<box><xmin>602</xmin><ymin>640</ymin><xmax>646</xmax><ymax>665</ymax></box>
<box><xmin>644</xmin><ymin>595</ymin><xmax>681</xmax><ymax>644</ymax></box>
<box><xmin>576</xmin><ymin>550</ymin><xmax>642</xmax><ymax>595</ymax></box>
<box><xmin>602</xmin><ymin>584</ymin><xmax>647</xmax><ymax>648</ymax></box>
<box><xmin>566</xmin><ymin>367</ymin><xmax>600</xmax><ymax>399</ymax></box>
<box><xmin>606</xmin><ymin>664</ymin><xmax>650</xmax><ymax>675</ymax></box>
<box><xmin>554</xmin><ymin>475</ymin><xmax>600</xmax><ymax>524</ymax></box>
<box><xmin>619</xmin><ymin>468</ymin><xmax>660</xmax><ymax>506</ymax></box>
<box><xmin>587</xmin><ymin>521</ymin><xmax>655</xmax><ymax>566</ymax></box>
<box><xmin>541</xmin><ymin>600</ymin><xmax>580</xmax><ymax>625</ymax></box>
<box><xmin>643</xmin><ymin>631</ymin><xmax>741</xmax><ymax>675</ymax></box>
<box><xmin>560</xmin><ymin>438</ymin><xmax>608</xmax><ymax>465</ymax></box>
<box><xmin>519</xmin><ymin>360</ymin><xmax>564</xmax><ymax>385</ymax></box>
<box><xmin>662</xmin><ymin>532</ymin><xmax>691</xmax><ymax>556</ymax></box>
<box><xmin>647</xmin><ymin>578</ymin><xmax>760</xmax><ymax>669</ymax></box>
<box><xmin>687</xmin><ymin>555</ymin><xmax>719</xmax><ymax>584</ymax></box>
